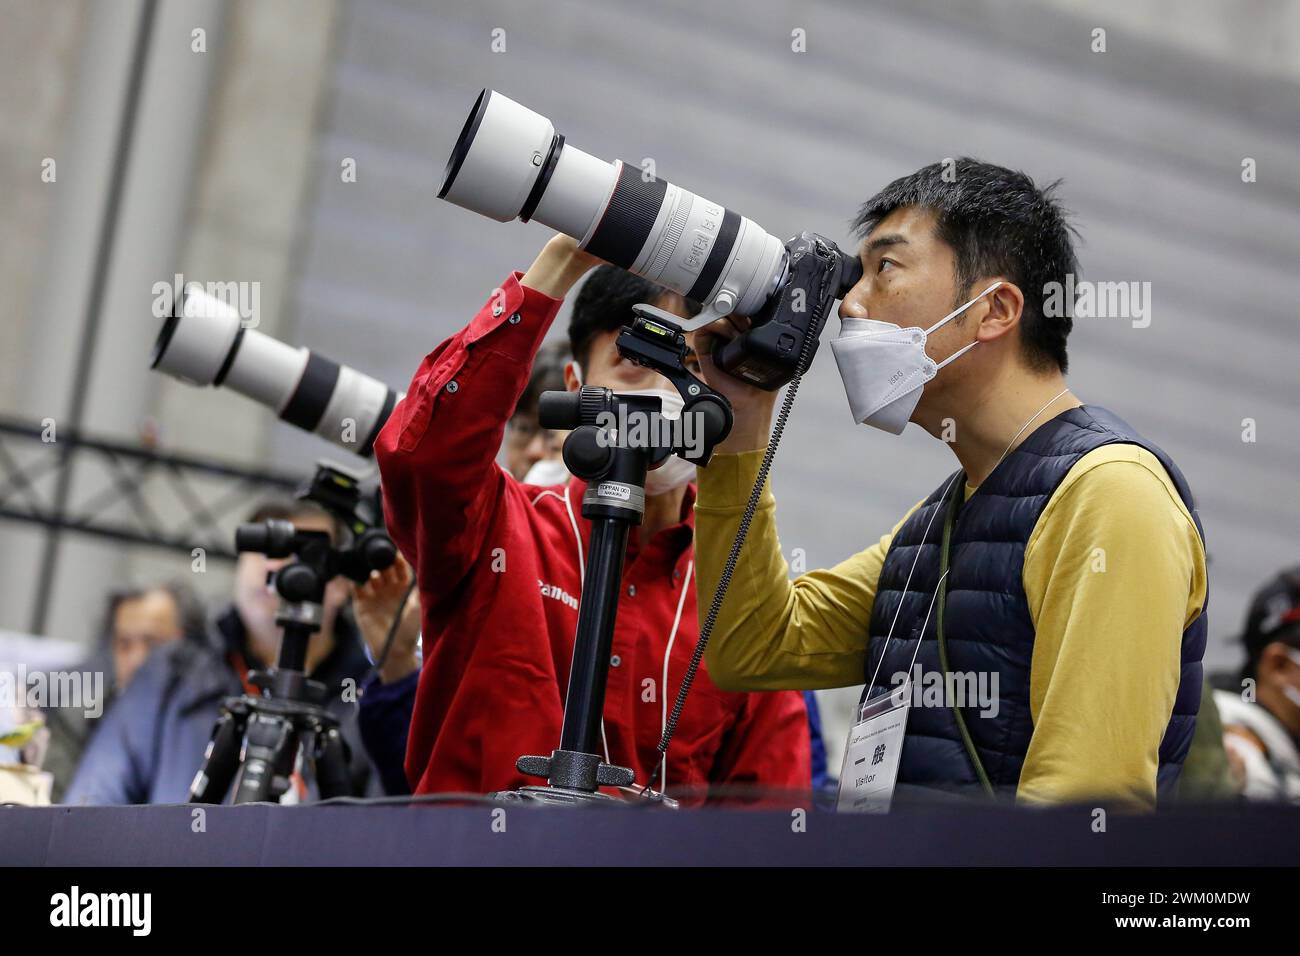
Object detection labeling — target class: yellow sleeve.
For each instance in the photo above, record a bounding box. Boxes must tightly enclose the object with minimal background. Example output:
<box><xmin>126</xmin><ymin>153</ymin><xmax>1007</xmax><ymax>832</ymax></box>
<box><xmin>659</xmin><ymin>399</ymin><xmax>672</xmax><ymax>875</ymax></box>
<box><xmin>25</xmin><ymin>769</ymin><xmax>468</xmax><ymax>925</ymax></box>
<box><xmin>694</xmin><ymin>449</ymin><xmax>921</xmax><ymax>691</ymax></box>
<box><xmin>1017</xmin><ymin>444</ymin><xmax>1207</xmax><ymax>809</ymax></box>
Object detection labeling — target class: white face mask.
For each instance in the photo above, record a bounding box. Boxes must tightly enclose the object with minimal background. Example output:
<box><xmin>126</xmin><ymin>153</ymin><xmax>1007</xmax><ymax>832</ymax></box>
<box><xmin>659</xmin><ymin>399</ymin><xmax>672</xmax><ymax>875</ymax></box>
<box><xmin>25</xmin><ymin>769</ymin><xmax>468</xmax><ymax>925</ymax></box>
<box><xmin>830</xmin><ymin>281</ymin><xmax>1004</xmax><ymax>434</ymax></box>
<box><xmin>521</xmin><ymin>457</ymin><xmax>570</xmax><ymax>486</ymax></box>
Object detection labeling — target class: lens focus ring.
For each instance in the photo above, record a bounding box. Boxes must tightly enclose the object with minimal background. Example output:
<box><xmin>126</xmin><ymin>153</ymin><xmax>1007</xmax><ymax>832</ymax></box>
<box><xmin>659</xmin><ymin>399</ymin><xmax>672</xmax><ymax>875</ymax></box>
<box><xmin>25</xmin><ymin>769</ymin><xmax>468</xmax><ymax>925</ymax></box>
<box><xmin>584</xmin><ymin>164</ymin><xmax>667</xmax><ymax>270</ymax></box>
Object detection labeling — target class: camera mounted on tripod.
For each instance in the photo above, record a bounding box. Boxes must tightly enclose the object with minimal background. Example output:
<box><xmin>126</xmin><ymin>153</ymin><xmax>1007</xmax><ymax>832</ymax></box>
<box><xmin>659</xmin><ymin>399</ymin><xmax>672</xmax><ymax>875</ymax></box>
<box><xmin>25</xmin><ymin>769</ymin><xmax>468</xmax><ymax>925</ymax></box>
<box><xmin>236</xmin><ymin>463</ymin><xmax>397</xmax><ymax>613</ymax></box>
<box><xmin>189</xmin><ymin>463</ymin><xmax>396</xmax><ymax>805</ymax></box>
<box><xmin>536</xmin><ymin>305</ymin><xmax>734</xmax><ymax>499</ymax></box>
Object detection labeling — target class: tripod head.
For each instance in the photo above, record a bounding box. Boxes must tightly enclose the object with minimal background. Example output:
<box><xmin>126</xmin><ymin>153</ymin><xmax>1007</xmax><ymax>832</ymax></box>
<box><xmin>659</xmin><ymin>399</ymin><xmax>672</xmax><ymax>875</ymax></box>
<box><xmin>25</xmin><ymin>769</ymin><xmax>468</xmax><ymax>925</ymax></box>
<box><xmin>503</xmin><ymin>309</ymin><xmax>735</xmax><ymax>806</ymax></box>
<box><xmin>235</xmin><ymin>463</ymin><xmax>395</xmax><ymax>673</ymax></box>
<box><xmin>237</xmin><ymin>464</ymin><xmax>396</xmax><ymax>587</ymax></box>
<box><xmin>538</xmin><ymin>306</ymin><xmax>733</xmax><ymax>480</ymax></box>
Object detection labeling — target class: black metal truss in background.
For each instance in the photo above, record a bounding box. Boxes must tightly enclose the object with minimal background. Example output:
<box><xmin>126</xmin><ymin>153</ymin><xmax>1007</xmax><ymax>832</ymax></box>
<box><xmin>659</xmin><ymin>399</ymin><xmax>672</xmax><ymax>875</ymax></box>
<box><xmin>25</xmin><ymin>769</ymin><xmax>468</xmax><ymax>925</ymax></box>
<box><xmin>0</xmin><ymin>414</ymin><xmax>302</xmax><ymax>566</ymax></box>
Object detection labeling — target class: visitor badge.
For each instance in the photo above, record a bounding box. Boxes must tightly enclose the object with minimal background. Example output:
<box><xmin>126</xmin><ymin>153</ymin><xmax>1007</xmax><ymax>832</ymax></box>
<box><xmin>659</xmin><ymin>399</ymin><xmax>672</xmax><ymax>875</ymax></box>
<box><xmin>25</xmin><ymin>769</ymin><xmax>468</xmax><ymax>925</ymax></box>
<box><xmin>836</xmin><ymin>682</ymin><xmax>910</xmax><ymax>813</ymax></box>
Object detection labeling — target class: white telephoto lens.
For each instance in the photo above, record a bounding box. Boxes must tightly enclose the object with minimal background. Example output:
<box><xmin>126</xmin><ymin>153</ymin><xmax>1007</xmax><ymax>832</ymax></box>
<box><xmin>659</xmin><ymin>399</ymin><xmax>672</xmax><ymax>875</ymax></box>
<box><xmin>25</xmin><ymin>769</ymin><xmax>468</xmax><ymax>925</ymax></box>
<box><xmin>151</xmin><ymin>289</ymin><xmax>403</xmax><ymax>457</ymax></box>
<box><xmin>438</xmin><ymin>89</ymin><xmax>788</xmax><ymax>324</ymax></box>
<box><xmin>530</xmin><ymin>143</ymin><xmax>618</xmax><ymax>240</ymax></box>
<box><xmin>312</xmin><ymin>364</ymin><xmax>399</xmax><ymax>450</ymax></box>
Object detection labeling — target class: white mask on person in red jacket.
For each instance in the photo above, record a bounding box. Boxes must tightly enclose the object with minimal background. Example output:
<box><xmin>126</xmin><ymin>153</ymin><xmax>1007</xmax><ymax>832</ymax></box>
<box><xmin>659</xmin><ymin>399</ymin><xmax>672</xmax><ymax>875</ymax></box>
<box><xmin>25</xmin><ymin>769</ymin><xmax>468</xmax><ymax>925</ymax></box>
<box><xmin>568</xmin><ymin>365</ymin><xmax>696</xmax><ymax>496</ymax></box>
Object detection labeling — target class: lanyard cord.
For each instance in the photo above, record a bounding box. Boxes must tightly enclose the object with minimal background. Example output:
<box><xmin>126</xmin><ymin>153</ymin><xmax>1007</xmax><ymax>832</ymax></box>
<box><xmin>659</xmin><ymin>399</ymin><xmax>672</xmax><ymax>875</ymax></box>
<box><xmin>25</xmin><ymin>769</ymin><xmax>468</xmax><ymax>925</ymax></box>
<box><xmin>935</xmin><ymin>476</ymin><xmax>994</xmax><ymax>796</ymax></box>
<box><xmin>994</xmin><ymin>387</ymin><xmax>1072</xmax><ymax>475</ymax></box>
<box><xmin>865</xmin><ymin>470</ymin><xmax>962</xmax><ymax>695</ymax></box>
<box><xmin>862</xmin><ymin>355</ymin><xmax>1070</xmax><ymax>697</ymax></box>
<box><xmin>658</xmin><ymin>559</ymin><xmax>694</xmax><ymax>791</ymax></box>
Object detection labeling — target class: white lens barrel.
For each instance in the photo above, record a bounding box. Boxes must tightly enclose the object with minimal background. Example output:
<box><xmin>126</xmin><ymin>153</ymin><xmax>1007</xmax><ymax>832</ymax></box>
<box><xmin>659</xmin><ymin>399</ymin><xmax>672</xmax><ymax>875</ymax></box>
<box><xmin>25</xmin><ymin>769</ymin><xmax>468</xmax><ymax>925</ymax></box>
<box><xmin>311</xmin><ymin>364</ymin><xmax>399</xmax><ymax>451</ymax></box>
<box><xmin>439</xmin><ymin>90</ymin><xmax>560</xmax><ymax>222</ymax></box>
<box><xmin>222</xmin><ymin>337</ymin><xmax>306</xmax><ymax>412</ymax></box>
<box><xmin>619</xmin><ymin>180</ymin><xmax>787</xmax><ymax>317</ymax></box>
<box><xmin>530</xmin><ymin>144</ymin><xmax>618</xmax><ymax>239</ymax></box>
<box><xmin>439</xmin><ymin>89</ymin><xmax>788</xmax><ymax>320</ymax></box>
<box><xmin>150</xmin><ymin>287</ymin><xmax>243</xmax><ymax>385</ymax></box>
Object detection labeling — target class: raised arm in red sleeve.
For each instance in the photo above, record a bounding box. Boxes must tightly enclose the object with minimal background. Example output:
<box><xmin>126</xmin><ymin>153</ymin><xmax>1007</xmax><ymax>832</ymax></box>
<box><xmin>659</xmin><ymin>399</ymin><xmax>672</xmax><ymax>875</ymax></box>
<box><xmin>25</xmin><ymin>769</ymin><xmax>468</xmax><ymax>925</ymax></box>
<box><xmin>373</xmin><ymin>272</ymin><xmax>563</xmax><ymax>600</ymax></box>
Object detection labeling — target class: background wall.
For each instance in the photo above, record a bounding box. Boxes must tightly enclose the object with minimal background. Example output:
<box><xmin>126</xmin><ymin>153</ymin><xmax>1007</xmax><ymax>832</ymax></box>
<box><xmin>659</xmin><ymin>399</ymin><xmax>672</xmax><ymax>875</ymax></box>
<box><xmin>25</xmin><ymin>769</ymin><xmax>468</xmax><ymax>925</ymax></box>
<box><xmin>3</xmin><ymin>0</ymin><xmax>1298</xmax><ymax>769</ymax></box>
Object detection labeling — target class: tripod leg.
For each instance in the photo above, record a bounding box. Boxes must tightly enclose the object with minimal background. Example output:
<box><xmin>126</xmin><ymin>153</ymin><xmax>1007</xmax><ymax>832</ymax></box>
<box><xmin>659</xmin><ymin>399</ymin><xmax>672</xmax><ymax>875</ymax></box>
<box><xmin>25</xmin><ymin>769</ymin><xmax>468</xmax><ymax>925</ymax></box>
<box><xmin>312</xmin><ymin>726</ymin><xmax>354</xmax><ymax>799</ymax></box>
<box><xmin>189</xmin><ymin>708</ymin><xmax>246</xmax><ymax>804</ymax></box>
<box><xmin>232</xmin><ymin>713</ymin><xmax>300</xmax><ymax>804</ymax></box>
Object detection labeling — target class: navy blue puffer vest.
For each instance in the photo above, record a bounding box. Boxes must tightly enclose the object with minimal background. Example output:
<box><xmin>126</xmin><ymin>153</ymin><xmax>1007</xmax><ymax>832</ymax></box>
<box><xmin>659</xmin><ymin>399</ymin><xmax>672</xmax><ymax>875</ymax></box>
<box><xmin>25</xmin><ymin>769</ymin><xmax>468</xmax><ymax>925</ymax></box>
<box><xmin>863</xmin><ymin>405</ymin><xmax>1206</xmax><ymax>802</ymax></box>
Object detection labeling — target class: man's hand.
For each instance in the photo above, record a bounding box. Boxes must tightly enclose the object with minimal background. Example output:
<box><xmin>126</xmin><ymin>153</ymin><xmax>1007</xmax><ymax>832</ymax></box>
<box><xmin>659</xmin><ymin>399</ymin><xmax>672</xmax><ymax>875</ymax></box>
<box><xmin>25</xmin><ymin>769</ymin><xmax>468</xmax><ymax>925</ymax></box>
<box><xmin>693</xmin><ymin>313</ymin><xmax>779</xmax><ymax>454</ymax></box>
<box><xmin>520</xmin><ymin>234</ymin><xmax>604</xmax><ymax>300</ymax></box>
<box><xmin>352</xmin><ymin>555</ymin><xmax>421</xmax><ymax>684</ymax></box>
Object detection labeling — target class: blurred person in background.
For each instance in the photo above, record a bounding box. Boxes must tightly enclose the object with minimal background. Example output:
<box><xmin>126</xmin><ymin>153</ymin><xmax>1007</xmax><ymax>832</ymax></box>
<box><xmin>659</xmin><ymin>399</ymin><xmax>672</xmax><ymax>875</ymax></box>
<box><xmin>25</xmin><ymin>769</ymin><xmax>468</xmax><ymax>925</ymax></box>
<box><xmin>505</xmin><ymin>339</ymin><xmax>571</xmax><ymax>483</ymax></box>
<box><xmin>373</xmin><ymin>238</ymin><xmax>811</xmax><ymax>801</ymax></box>
<box><xmin>43</xmin><ymin>580</ymin><xmax>205</xmax><ymax>802</ymax></box>
<box><xmin>63</xmin><ymin>498</ymin><xmax>405</xmax><ymax>804</ymax></box>
<box><xmin>354</xmin><ymin>553</ymin><xmax>422</xmax><ymax>797</ymax></box>
<box><xmin>1215</xmin><ymin>567</ymin><xmax>1300</xmax><ymax>802</ymax></box>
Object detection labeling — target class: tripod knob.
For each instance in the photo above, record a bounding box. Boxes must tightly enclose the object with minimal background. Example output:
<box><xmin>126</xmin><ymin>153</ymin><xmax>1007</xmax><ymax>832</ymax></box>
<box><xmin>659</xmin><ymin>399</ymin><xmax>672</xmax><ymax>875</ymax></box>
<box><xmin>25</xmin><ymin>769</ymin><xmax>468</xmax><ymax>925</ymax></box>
<box><xmin>357</xmin><ymin>528</ymin><xmax>397</xmax><ymax>572</ymax></box>
<box><xmin>595</xmin><ymin>763</ymin><xmax>636</xmax><ymax>787</ymax></box>
<box><xmin>276</xmin><ymin>562</ymin><xmax>319</xmax><ymax>603</ymax></box>
<box><xmin>562</xmin><ymin>424</ymin><xmax>614</xmax><ymax>479</ymax></box>
<box><xmin>516</xmin><ymin>755</ymin><xmax>551</xmax><ymax>779</ymax></box>
<box><xmin>683</xmin><ymin>394</ymin><xmax>733</xmax><ymax>462</ymax></box>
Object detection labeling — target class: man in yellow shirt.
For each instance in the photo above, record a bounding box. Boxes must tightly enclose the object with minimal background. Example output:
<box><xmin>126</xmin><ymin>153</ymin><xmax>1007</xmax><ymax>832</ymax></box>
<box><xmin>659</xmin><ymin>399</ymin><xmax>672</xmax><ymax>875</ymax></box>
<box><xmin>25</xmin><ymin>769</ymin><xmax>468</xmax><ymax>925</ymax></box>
<box><xmin>692</xmin><ymin>159</ymin><xmax>1207</xmax><ymax>809</ymax></box>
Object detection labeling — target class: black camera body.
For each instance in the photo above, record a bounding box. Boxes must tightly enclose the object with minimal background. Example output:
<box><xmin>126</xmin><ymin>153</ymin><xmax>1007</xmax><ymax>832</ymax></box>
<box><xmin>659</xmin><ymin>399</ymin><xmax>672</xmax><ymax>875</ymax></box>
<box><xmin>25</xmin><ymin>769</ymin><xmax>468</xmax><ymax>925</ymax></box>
<box><xmin>235</xmin><ymin>462</ymin><xmax>396</xmax><ymax>591</ymax></box>
<box><xmin>712</xmin><ymin>232</ymin><xmax>863</xmax><ymax>390</ymax></box>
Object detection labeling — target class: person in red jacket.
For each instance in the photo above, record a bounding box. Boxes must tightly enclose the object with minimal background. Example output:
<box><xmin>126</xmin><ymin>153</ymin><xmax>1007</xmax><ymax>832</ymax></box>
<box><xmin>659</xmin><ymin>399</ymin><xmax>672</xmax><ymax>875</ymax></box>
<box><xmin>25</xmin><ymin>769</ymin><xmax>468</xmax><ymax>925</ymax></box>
<box><xmin>374</xmin><ymin>235</ymin><xmax>811</xmax><ymax>801</ymax></box>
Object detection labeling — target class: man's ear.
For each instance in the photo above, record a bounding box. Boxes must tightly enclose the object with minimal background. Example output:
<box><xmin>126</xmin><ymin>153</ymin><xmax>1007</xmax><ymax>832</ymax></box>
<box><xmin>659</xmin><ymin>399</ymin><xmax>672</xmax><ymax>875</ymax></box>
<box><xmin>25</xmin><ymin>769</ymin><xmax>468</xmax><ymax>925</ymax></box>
<box><xmin>563</xmin><ymin>360</ymin><xmax>583</xmax><ymax>392</ymax></box>
<box><xmin>976</xmin><ymin>280</ymin><xmax>1024</xmax><ymax>344</ymax></box>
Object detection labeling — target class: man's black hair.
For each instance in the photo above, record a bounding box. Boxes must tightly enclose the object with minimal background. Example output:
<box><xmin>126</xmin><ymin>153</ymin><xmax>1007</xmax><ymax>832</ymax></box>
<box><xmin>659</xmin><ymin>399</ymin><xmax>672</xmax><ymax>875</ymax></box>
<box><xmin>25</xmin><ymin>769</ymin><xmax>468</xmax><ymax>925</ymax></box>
<box><xmin>567</xmin><ymin>265</ymin><xmax>700</xmax><ymax>370</ymax></box>
<box><xmin>853</xmin><ymin>158</ymin><xmax>1080</xmax><ymax>373</ymax></box>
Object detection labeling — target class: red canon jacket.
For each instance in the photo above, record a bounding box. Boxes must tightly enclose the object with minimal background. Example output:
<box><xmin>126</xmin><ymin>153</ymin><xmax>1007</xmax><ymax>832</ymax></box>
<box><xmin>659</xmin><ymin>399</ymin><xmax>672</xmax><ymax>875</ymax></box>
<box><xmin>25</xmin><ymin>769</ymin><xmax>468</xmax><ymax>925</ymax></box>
<box><xmin>374</xmin><ymin>271</ymin><xmax>810</xmax><ymax>800</ymax></box>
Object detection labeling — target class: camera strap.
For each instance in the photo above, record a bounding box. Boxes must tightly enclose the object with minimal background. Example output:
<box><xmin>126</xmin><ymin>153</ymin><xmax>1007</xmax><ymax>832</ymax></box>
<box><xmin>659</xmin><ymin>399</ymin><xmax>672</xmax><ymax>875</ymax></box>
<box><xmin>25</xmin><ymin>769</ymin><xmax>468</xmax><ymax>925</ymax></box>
<box><xmin>932</xmin><ymin>385</ymin><xmax>1071</xmax><ymax>799</ymax></box>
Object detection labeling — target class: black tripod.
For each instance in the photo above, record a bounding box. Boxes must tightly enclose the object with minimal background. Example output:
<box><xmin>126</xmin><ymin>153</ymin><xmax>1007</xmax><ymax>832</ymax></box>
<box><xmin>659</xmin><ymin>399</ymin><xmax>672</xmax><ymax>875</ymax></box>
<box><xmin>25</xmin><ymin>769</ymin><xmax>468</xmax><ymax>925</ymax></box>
<box><xmin>190</xmin><ymin>465</ymin><xmax>396</xmax><ymax>805</ymax></box>
<box><xmin>501</xmin><ymin>307</ymin><xmax>731</xmax><ymax>806</ymax></box>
